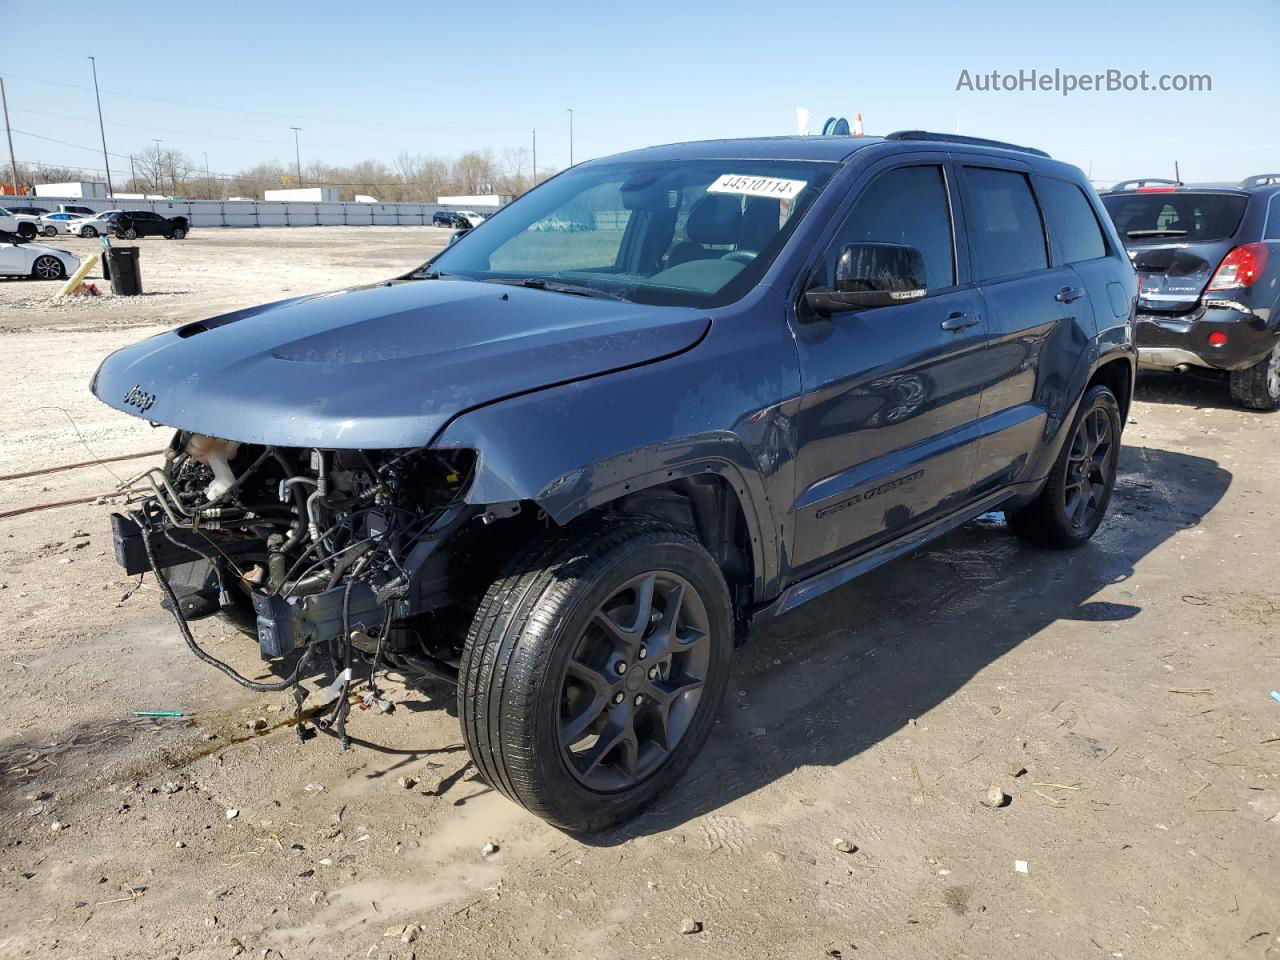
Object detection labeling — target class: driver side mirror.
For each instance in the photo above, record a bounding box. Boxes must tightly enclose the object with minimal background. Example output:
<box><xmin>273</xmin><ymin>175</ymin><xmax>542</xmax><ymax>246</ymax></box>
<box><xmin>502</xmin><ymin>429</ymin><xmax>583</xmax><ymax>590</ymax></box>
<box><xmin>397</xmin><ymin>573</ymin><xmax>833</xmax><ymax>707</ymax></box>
<box><xmin>805</xmin><ymin>242</ymin><xmax>927</xmax><ymax>315</ymax></box>
<box><xmin>448</xmin><ymin>227</ymin><xmax>471</xmax><ymax>245</ymax></box>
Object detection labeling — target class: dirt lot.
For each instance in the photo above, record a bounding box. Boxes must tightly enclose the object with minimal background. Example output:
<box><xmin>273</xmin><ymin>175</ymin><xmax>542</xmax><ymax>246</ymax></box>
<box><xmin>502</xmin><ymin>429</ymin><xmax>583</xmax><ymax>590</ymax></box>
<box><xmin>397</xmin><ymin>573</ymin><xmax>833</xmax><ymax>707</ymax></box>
<box><xmin>1</xmin><ymin>228</ymin><xmax>1277</xmax><ymax>960</ymax></box>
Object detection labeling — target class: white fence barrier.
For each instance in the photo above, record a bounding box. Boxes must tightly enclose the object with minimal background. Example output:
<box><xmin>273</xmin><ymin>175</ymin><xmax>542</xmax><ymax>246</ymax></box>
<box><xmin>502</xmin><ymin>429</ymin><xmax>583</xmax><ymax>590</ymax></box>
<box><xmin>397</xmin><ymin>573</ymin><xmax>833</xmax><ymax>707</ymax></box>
<box><xmin>28</xmin><ymin>196</ymin><xmax>466</xmax><ymax>229</ymax></box>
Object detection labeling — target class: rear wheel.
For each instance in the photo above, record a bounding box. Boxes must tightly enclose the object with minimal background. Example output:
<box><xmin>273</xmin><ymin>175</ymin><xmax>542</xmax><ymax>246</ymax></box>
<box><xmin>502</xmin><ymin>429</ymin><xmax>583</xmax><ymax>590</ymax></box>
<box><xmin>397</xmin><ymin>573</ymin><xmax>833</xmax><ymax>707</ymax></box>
<box><xmin>32</xmin><ymin>255</ymin><xmax>66</xmax><ymax>281</ymax></box>
<box><xmin>1228</xmin><ymin>343</ymin><xmax>1280</xmax><ymax>410</ymax></box>
<box><xmin>42</xmin><ymin>226</ymin><xmax>57</xmax><ymax>237</ymax></box>
<box><xmin>1006</xmin><ymin>384</ymin><xmax>1121</xmax><ymax>548</ymax></box>
<box><xmin>459</xmin><ymin>515</ymin><xmax>733</xmax><ymax>832</ymax></box>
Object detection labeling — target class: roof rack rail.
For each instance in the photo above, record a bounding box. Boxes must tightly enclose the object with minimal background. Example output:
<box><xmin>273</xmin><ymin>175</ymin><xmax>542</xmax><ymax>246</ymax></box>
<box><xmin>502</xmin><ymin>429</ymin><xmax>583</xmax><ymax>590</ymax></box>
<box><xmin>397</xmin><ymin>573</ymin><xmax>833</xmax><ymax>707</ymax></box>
<box><xmin>1241</xmin><ymin>173</ymin><xmax>1280</xmax><ymax>188</ymax></box>
<box><xmin>884</xmin><ymin>130</ymin><xmax>1051</xmax><ymax>159</ymax></box>
<box><xmin>1106</xmin><ymin>178</ymin><xmax>1184</xmax><ymax>193</ymax></box>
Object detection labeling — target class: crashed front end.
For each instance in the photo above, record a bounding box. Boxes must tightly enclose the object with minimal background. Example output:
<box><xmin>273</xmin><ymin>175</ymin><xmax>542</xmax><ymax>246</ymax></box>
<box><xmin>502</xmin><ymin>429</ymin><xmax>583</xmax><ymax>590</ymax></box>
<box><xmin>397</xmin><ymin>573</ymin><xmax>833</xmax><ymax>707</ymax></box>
<box><xmin>113</xmin><ymin>429</ymin><xmax>487</xmax><ymax>744</ymax></box>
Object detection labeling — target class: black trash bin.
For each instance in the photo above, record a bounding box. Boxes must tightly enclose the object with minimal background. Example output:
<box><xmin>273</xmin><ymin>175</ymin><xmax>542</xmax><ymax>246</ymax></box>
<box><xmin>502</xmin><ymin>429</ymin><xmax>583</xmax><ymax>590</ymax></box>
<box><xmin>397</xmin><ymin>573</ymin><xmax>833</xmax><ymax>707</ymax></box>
<box><xmin>103</xmin><ymin>246</ymin><xmax>142</xmax><ymax>296</ymax></box>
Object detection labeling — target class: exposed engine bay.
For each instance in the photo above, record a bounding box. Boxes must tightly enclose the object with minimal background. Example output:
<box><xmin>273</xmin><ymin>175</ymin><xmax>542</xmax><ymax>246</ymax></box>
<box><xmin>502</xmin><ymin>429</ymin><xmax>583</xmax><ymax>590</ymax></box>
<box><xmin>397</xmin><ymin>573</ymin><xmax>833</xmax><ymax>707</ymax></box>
<box><xmin>114</xmin><ymin>429</ymin><xmax>504</xmax><ymax>747</ymax></box>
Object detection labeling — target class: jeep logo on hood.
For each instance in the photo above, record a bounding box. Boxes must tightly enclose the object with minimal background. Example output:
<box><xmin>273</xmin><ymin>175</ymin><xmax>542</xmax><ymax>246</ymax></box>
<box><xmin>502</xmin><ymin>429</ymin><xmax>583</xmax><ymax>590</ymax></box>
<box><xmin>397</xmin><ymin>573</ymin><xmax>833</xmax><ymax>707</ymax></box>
<box><xmin>122</xmin><ymin>384</ymin><xmax>156</xmax><ymax>412</ymax></box>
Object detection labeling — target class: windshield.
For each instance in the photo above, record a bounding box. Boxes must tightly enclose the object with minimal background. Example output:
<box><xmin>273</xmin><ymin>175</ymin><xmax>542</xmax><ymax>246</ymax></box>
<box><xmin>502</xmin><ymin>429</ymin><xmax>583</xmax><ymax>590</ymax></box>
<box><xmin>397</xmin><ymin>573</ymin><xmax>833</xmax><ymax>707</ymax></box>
<box><xmin>1102</xmin><ymin>192</ymin><xmax>1248</xmax><ymax>243</ymax></box>
<box><xmin>424</xmin><ymin>158</ymin><xmax>837</xmax><ymax>307</ymax></box>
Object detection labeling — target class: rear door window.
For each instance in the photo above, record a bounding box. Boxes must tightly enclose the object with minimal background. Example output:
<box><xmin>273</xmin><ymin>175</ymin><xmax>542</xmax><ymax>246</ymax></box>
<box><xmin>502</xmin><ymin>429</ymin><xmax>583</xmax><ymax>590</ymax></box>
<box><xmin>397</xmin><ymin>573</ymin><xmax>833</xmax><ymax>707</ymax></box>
<box><xmin>1038</xmin><ymin>178</ymin><xmax>1108</xmax><ymax>263</ymax></box>
<box><xmin>962</xmin><ymin>167</ymin><xmax>1049</xmax><ymax>280</ymax></box>
<box><xmin>1101</xmin><ymin>192</ymin><xmax>1248</xmax><ymax>243</ymax></box>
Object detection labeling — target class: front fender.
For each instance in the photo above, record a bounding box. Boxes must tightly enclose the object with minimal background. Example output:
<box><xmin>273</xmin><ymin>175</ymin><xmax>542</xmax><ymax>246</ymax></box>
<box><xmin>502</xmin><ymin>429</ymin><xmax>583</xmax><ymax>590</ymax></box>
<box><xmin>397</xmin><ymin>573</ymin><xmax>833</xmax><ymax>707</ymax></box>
<box><xmin>432</xmin><ymin>294</ymin><xmax>803</xmax><ymax>600</ymax></box>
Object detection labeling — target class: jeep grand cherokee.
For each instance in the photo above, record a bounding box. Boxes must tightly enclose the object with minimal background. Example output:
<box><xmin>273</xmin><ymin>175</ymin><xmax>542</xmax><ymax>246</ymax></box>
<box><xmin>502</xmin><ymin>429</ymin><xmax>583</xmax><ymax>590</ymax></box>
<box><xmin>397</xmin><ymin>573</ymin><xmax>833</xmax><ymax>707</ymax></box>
<box><xmin>92</xmin><ymin>131</ymin><xmax>1136</xmax><ymax>831</ymax></box>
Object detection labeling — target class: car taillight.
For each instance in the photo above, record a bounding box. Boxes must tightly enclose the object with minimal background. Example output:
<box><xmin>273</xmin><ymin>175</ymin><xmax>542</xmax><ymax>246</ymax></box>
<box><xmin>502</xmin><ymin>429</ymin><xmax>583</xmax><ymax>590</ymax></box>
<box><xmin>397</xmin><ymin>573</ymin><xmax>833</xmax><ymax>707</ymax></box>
<box><xmin>1138</xmin><ymin>186</ymin><xmax>1178</xmax><ymax>193</ymax></box>
<box><xmin>1207</xmin><ymin>242</ymin><xmax>1269</xmax><ymax>291</ymax></box>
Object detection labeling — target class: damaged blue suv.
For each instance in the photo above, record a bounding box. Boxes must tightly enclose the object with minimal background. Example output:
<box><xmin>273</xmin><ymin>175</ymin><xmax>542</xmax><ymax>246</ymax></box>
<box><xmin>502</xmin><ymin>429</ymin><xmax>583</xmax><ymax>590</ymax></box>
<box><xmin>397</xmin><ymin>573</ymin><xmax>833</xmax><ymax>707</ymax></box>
<box><xmin>92</xmin><ymin>132</ymin><xmax>1136</xmax><ymax>831</ymax></box>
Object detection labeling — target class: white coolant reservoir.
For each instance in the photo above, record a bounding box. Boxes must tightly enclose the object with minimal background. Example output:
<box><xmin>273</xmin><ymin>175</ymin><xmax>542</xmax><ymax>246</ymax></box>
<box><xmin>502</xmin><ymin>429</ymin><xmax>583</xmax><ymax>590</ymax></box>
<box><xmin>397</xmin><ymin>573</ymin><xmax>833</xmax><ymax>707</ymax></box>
<box><xmin>185</xmin><ymin>434</ymin><xmax>242</xmax><ymax>500</ymax></box>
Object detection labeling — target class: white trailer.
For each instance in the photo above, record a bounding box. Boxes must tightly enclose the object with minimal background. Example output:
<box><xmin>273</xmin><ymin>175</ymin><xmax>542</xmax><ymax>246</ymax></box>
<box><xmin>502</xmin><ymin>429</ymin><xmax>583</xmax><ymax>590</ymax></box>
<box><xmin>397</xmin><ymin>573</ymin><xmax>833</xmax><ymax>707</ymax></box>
<box><xmin>263</xmin><ymin>187</ymin><xmax>339</xmax><ymax>202</ymax></box>
<box><xmin>34</xmin><ymin>181</ymin><xmax>109</xmax><ymax>199</ymax></box>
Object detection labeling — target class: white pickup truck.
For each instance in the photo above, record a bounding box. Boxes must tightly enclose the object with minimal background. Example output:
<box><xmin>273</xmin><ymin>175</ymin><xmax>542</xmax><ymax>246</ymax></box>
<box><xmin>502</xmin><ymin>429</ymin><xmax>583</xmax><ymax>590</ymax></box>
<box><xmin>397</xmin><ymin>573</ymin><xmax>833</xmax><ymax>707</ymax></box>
<box><xmin>0</xmin><ymin>207</ymin><xmax>40</xmax><ymax>239</ymax></box>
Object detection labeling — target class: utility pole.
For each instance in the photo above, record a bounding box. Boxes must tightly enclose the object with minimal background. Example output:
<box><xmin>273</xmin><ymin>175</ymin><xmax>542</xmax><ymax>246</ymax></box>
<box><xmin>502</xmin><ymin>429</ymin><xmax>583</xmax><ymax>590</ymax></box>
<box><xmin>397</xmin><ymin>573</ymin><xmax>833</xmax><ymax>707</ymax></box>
<box><xmin>532</xmin><ymin>128</ymin><xmax>537</xmax><ymax>185</ymax></box>
<box><xmin>290</xmin><ymin>127</ymin><xmax>302</xmax><ymax>186</ymax></box>
<box><xmin>129</xmin><ymin>154</ymin><xmax>137</xmax><ymax>191</ymax></box>
<box><xmin>1</xmin><ymin>78</ymin><xmax>19</xmax><ymax>197</ymax></box>
<box><xmin>567</xmin><ymin>108</ymin><xmax>573</xmax><ymax>166</ymax></box>
<box><xmin>152</xmin><ymin>139</ymin><xmax>163</xmax><ymax>195</ymax></box>
<box><xmin>88</xmin><ymin>57</ymin><xmax>115</xmax><ymax>197</ymax></box>
<box><xmin>203</xmin><ymin>151</ymin><xmax>211</xmax><ymax>198</ymax></box>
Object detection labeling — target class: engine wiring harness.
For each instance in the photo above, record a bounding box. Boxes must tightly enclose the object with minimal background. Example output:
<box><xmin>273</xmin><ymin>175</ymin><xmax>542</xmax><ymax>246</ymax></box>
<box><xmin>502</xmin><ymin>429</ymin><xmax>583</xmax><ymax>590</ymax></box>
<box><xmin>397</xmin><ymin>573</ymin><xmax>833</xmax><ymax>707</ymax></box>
<box><xmin>120</xmin><ymin>430</ymin><xmax>476</xmax><ymax>749</ymax></box>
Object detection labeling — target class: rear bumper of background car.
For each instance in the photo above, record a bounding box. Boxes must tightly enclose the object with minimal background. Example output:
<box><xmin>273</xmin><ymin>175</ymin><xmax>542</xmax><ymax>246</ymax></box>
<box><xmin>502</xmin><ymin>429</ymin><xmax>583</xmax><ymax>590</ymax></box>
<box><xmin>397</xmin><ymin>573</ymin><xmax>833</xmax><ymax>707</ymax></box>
<box><xmin>1136</xmin><ymin>303</ymin><xmax>1279</xmax><ymax>373</ymax></box>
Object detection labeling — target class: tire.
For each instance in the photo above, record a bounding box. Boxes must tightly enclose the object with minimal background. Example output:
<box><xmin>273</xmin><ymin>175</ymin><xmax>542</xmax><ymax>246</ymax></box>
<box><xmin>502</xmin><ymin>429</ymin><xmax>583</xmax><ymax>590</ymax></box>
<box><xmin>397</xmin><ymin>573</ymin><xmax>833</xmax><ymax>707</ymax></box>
<box><xmin>81</xmin><ymin>226</ymin><xmax>98</xmax><ymax>238</ymax></box>
<box><xmin>121</xmin><ymin>227</ymin><xmax>138</xmax><ymax>240</ymax></box>
<box><xmin>16</xmin><ymin>223</ymin><xmax>36</xmax><ymax>240</ymax></box>
<box><xmin>31</xmin><ymin>255</ymin><xmax>66</xmax><ymax>281</ymax></box>
<box><xmin>42</xmin><ymin>226</ymin><xmax>57</xmax><ymax>237</ymax></box>
<box><xmin>1005</xmin><ymin>384</ymin><xmax>1121</xmax><ymax>549</ymax></box>
<box><xmin>459</xmin><ymin>515</ymin><xmax>733</xmax><ymax>832</ymax></box>
<box><xmin>171</xmin><ymin>226</ymin><xmax>187</xmax><ymax>240</ymax></box>
<box><xmin>1228</xmin><ymin>342</ymin><xmax>1280</xmax><ymax>410</ymax></box>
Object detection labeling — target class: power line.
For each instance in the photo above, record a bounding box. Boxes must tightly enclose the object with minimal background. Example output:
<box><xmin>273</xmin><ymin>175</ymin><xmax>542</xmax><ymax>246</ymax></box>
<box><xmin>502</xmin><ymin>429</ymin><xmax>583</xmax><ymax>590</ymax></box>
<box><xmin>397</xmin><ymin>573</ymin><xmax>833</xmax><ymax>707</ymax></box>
<box><xmin>0</xmin><ymin>70</ymin><xmax>625</xmax><ymax>146</ymax></box>
<box><xmin>10</xmin><ymin>107</ymin><xmax>512</xmax><ymax>157</ymax></box>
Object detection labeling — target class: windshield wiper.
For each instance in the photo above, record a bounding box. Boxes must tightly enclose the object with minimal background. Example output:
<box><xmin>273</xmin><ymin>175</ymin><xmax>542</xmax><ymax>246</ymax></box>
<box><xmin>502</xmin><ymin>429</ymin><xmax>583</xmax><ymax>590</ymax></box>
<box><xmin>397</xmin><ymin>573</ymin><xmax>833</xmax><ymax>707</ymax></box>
<box><xmin>484</xmin><ymin>277</ymin><xmax>629</xmax><ymax>302</ymax></box>
<box><xmin>1126</xmin><ymin>229</ymin><xmax>1188</xmax><ymax>238</ymax></box>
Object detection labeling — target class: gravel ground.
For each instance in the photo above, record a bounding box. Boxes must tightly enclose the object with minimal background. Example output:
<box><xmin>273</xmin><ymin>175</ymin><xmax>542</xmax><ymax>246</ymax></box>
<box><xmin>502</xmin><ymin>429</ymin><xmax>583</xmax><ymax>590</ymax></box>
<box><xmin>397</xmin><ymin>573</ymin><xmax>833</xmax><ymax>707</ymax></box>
<box><xmin>1</xmin><ymin>228</ymin><xmax>1278</xmax><ymax>960</ymax></box>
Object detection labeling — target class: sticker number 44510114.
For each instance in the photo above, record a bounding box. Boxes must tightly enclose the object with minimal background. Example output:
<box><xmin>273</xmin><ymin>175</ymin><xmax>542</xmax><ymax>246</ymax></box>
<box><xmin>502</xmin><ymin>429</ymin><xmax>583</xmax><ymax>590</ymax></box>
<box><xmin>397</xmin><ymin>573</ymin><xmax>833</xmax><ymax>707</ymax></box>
<box><xmin>706</xmin><ymin>174</ymin><xmax>808</xmax><ymax>200</ymax></box>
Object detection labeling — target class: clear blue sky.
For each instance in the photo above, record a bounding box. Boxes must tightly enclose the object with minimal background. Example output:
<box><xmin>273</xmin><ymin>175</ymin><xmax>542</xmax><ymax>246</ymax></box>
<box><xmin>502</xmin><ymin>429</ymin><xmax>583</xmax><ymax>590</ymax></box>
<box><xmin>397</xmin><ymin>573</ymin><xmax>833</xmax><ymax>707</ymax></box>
<box><xmin>3</xmin><ymin>0</ymin><xmax>1276</xmax><ymax>186</ymax></box>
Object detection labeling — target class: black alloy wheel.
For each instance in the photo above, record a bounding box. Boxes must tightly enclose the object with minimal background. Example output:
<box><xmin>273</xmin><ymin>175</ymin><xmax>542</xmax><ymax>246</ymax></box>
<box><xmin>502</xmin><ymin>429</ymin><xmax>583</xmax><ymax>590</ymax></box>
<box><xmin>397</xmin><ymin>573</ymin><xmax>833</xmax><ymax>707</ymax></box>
<box><xmin>1062</xmin><ymin>404</ymin><xmax>1115</xmax><ymax>532</ymax></box>
<box><xmin>459</xmin><ymin>516</ymin><xmax>733</xmax><ymax>832</ymax></box>
<box><xmin>559</xmin><ymin>570</ymin><xmax>711</xmax><ymax>791</ymax></box>
<box><xmin>1006</xmin><ymin>384</ymin><xmax>1121</xmax><ymax>548</ymax></box>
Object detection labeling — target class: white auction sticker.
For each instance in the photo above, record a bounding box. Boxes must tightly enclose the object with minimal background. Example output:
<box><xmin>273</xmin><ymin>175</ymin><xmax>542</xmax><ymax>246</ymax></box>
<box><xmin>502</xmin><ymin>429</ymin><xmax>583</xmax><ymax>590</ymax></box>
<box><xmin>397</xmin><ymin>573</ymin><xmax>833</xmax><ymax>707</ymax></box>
<box><xmin>706</xmin><ymin>174</ymin><xmax>807</xmax><ymax>200</ymax></box>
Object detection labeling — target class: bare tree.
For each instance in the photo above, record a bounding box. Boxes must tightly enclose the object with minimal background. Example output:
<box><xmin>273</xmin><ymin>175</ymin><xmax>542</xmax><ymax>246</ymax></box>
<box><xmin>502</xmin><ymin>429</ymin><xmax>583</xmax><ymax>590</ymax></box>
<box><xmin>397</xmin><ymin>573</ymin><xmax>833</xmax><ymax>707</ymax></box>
<box><xmin>129</xmin><ymin>144</ymin><xmax>197</xmax><ymax>196</ymax></box>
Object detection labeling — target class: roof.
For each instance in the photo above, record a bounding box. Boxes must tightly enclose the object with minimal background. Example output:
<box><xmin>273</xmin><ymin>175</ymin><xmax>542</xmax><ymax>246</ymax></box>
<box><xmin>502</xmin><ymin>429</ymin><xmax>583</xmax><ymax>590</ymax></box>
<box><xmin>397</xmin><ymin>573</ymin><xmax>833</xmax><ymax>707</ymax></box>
<box><xmin>597</xmin><ymin>136</ymin><xmax>886</xmax><ymax>164</ymax></box>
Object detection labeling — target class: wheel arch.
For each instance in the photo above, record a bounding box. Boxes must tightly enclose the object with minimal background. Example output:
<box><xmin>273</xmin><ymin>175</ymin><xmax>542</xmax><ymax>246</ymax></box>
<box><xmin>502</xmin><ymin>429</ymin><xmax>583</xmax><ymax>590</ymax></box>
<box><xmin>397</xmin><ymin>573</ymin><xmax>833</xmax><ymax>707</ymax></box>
<box><xmin>1087</xmin><ymin>353</ymin><xmax>1135</xmax><ymax>424</ymax></box>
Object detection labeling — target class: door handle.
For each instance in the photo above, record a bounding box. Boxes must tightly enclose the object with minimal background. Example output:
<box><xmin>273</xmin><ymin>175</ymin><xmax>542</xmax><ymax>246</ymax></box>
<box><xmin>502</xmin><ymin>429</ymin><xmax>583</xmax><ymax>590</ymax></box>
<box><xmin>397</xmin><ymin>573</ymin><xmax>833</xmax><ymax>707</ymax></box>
<box><xmin>940</xmin><ymin>312</ymin><xmax>979</xmax><ymax>332</ymax></box>
<box><xmin>1055</xmin><ymin>286</ymin><xmax>1084</xmax><ymax>303</ymax></box>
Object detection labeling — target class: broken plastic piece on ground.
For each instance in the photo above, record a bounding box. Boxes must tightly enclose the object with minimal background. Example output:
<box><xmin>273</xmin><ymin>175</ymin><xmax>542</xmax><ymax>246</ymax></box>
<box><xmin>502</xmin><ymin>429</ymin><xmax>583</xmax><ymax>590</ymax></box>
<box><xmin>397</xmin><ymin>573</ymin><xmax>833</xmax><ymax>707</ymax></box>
<box><xmin>1270</xmin><ymin>691</ymin><xmax>1280</xmax><ymax>704</ymax></box>
<box><xmin>1014</xmin><ymin>859</ymin><xmax>1029</xmax><ymax>874</ymax></box>
<box><xmin>317</xmin><ymin>668</ymin><xmax>353</xmax><ymax>705</ymax></box>
<box><xmin>133</xmin><ymin>711</ymin><xmax>184</xmax><ymax>718</ymax></box>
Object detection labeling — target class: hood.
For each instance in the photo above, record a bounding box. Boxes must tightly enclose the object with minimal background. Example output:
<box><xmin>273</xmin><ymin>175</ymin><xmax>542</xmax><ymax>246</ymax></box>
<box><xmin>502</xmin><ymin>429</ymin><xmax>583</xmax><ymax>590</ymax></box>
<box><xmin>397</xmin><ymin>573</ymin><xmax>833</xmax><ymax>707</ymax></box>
<box><xmin>91</xmin><ymin>278</ymin><xmax>709</xmax><ymax>448</ymax></box>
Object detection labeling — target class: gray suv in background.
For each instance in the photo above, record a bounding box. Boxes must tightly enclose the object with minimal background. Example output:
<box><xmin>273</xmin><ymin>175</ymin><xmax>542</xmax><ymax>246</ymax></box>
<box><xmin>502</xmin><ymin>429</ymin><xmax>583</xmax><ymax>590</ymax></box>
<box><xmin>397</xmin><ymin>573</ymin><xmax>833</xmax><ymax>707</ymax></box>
<box><xmin>1102</xmin><ymin>175</ymin><xmax>1280</xmax><ymax>408</ymax></box>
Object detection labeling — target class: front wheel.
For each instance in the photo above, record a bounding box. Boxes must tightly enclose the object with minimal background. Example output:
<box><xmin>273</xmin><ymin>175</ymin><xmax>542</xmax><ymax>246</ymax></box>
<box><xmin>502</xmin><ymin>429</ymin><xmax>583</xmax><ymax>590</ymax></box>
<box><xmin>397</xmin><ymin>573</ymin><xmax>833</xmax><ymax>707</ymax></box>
<box><xmin>81</xmin><ymin>226</ymin><xmax>98</xmax><ymax>238</ymax></box>
<box><xmin>1006</xmin><ymin>384</ymin><xmax>1121</xmax><ymax>548</ymax></box>
<box><xmin>170</xmin><ymin>226</ymin><xmax>187</xmax><ymax>239</ymax></box>
<box><xmin>16</xmin><ymin>223</ymin><xmax>36</xmax><ymax>240</ymax></box>
<box><xmin>459</xmin><ymin>516</ymin><xmax>733</xmax><ymax>832</ymax></box>
<box><xmin>1228</xmin><ymin>343</ymin><xmax>1280</xmax><ymax>411</ymax></box>
<box><xmin>32</xmin><ymin>255</ymin><xmax>66</xmax><ymax>281</ymax></box>
<box><xmin>121</xmin><ymin>227</ymin><xmax>138</xmax><ymax>240</ymax></box>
